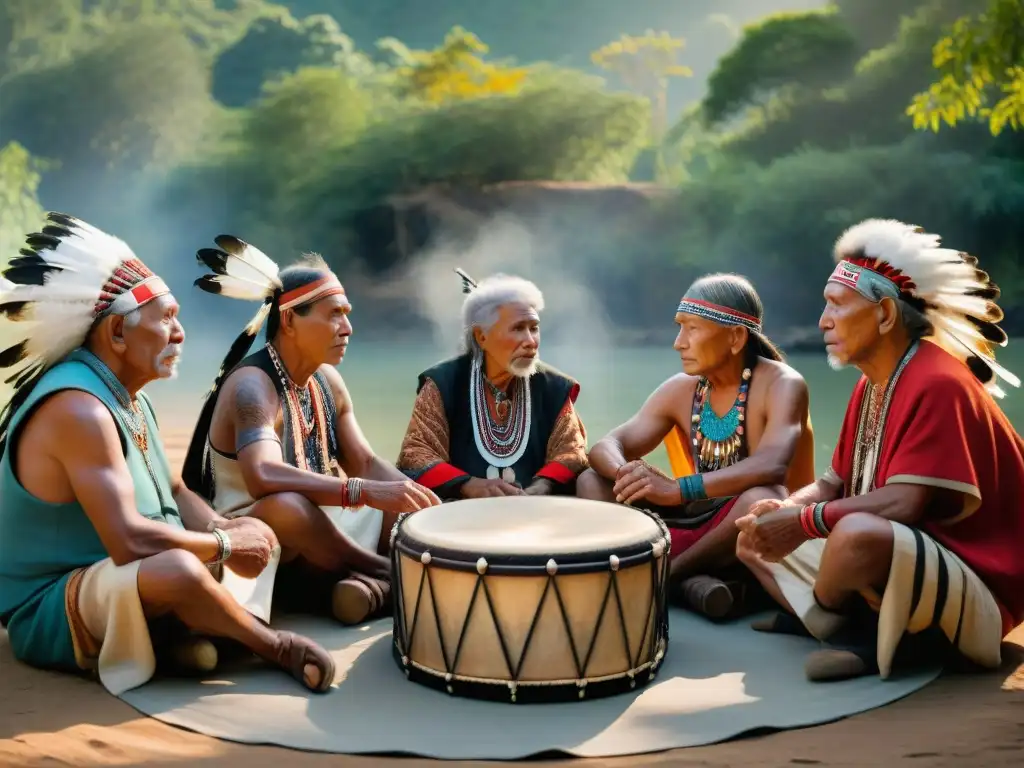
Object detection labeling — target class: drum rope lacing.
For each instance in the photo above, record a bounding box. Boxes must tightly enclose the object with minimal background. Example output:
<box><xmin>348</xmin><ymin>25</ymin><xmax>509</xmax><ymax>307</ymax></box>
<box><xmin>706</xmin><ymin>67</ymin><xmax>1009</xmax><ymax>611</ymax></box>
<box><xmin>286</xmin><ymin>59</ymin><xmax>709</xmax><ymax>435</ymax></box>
<box><xmin>391</xmin><ymin>510</ymin><xmax>672</xmax><ymax>702</ymax></box>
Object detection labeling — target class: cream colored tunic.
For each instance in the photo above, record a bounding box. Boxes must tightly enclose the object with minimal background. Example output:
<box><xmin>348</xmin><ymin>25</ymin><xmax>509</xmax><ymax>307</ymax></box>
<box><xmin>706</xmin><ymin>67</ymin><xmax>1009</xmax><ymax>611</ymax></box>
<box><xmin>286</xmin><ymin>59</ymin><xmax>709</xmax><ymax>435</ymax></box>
<box><xmin>209</xmin><ymin>446</ymin><xmax>383</xmax><ymax>622</ymax></box>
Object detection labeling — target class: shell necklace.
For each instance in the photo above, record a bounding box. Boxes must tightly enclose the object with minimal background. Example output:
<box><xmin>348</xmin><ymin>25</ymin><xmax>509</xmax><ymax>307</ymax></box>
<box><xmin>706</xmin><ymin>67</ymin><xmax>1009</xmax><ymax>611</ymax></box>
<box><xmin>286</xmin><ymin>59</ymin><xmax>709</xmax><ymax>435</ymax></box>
<box><xmin>469</xmin><ymin>352</ymin><xmax>531</xmax><ymax>483</ymax></box>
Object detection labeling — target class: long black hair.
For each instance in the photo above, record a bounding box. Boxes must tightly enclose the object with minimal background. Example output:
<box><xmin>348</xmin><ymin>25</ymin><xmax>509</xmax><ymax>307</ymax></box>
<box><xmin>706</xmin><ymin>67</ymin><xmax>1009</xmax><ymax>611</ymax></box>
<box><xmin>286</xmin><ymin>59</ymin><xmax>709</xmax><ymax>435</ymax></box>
<box><xmin>181</xmin><ymin>260</ymin><xmax>332</xmax><ymax>498</ymax></box>
<box><xmin>683</xmin><ymin>273</ymin><xmax>784</xmax><ymax>366</ymax></box>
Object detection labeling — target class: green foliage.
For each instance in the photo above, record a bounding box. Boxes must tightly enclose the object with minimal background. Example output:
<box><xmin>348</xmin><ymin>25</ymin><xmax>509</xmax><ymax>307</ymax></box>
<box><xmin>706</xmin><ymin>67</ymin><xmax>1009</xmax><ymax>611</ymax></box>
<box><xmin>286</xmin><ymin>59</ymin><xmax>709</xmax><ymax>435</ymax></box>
<box><xmin>3</xmin><ymin>0</ymin><xmax>1023</xmax><ymax>333</ymax></box>
<box><xmin>0</xmin><ymin>21</ymin><xmax>216</xmax><ymax>175</ymax></box>
<box><xmin>701</xmin><ymin>1</ymin><xmax>1006</xmax><ymax>163</ymax></box>
<box><xmin>908</xmin><ymin>0</ymin><xmax>1024</xmax><ymax>134</ymax></box>
<box><xmin>212</xmin><ymin>7</ymin><xmax>372</xmax><ymax>106</ymax></box>
<box><xmin>670</xmin><ymin>136</ymin><xmax>1024</xmax><ymax>324</ymax></box>
<box><xmin>0</xmin><ymin>142</ymin><xmax>47</xmax><ymax>262</ymax></box>
<box><xmin>291</xmin><ymin>78</ymin><xmax>650</xmax><ymax>251</ymax></box>
<box><xmin>1</xmin><ymin>0</ymin><xmax>271</xmax><ymax>79</ymax></box>
<box><xmin>702</xmin><ymin>8</ymin><xmax>858</xmax><ymax>126</ymax></box>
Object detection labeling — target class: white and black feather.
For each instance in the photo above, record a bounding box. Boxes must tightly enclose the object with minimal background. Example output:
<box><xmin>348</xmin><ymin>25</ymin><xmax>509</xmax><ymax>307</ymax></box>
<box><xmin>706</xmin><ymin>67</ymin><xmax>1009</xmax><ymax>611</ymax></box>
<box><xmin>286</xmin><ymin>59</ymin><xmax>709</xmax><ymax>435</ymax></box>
<box><xmin>834</xmin><ymin>218</ymin><xmax>1017</xmax><ymax>396</ymax></box>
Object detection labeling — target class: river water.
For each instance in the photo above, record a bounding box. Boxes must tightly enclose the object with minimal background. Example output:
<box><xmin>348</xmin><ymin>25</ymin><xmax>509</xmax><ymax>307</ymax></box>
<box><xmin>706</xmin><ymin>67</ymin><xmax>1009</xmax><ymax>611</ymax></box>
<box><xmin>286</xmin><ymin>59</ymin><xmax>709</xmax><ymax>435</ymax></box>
<box><xmin>147</xmin><ymin>338</ymin><xmax>1024</xmax><ymax>473</ymax></box>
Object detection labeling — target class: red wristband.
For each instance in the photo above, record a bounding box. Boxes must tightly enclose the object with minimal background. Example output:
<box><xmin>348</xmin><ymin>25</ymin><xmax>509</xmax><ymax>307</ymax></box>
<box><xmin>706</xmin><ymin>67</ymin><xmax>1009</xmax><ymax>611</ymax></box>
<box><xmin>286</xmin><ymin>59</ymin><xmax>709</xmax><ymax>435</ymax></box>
<box><xmin>798</xmin><ymin>505</ymin><xmax>817</xmax><ymax>539</ymax></box>
<box><xmin>341</xmin><ymin>482</ymin><xmax>349</xmax><ymax>507</ymax></box>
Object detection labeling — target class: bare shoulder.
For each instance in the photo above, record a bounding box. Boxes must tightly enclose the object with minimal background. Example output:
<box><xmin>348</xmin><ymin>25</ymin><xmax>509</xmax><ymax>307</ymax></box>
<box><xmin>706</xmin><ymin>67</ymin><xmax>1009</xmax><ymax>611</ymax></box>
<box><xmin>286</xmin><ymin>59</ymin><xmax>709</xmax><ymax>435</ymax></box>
<box><xmin>653</xmin><ymin>372</ymin><xmax>698</xmax><ymax>400</ymax></box>
<box><xmin>754</xmin><ymin>358</ymin><xmax>809</xmax><ymax>409</ymax></box>
<box><xmin>219</xmin><ymin>366</ymin><xmax>279</xmax><ymax>425</ymax></box>
<box><xmin>318</xmin><ymin>364</ymin><xmax>351</xmax><ymax>407</ymax></box>
<box><xmin>28</xmin><ymin>389</ymin><xmax>121</xmax><ymax>456</ymax></box>
<box><xmin>644</xmin><ymin>373</ymin><xmax>698</xmax><ymax>420</ymax></box>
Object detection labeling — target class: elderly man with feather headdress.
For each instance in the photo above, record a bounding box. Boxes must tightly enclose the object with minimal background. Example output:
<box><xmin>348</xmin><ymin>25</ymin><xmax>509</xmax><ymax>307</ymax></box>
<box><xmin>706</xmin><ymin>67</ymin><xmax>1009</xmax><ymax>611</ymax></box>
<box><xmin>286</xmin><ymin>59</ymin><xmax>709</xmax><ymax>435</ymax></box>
<box><xmin>183</xmin><ymin>239</ymin><xmax>440</xmax><ymax>628</ymax></box>
<box><xmin>736</xmin><ymin>219</ymin><xmax>1024</xmax><ymax>683</ymax></box>
<box><xmin>579</xmin><ymin>273</ymin><xmax>816</xmax><ymax>620</ymax></box>
<box><xmin>0</xmin><ymin>214</ymin><xmax>336</xmax><ymax>696</ymax></box>
<box><xmin>396</xmin><ymin>270</ymin><xmax>589</xmax><ymax>499</ymax></box>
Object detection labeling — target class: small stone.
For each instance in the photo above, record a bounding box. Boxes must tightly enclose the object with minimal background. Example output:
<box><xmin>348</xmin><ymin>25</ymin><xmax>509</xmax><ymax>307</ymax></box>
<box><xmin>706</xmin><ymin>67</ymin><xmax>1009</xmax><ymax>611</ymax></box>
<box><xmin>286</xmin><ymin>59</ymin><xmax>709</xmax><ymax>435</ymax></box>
<box><xmin>420</xmin><ymin>551</ymin><xmax>431</xmax><ymax>565</ymax></box>
<box><xmin>546</xmin><ymin>558</ymin><xmax>558</xmax><ymax>575</ymax></box>
<box><xmin>476</xmin><ymin>557</ymin><xmax>488</xmax><ymax>574</ymax></box>
<box><xmin>609</xmin><ymin>554</ymin><xmax>620</xmax><ymax>571</ymax></box>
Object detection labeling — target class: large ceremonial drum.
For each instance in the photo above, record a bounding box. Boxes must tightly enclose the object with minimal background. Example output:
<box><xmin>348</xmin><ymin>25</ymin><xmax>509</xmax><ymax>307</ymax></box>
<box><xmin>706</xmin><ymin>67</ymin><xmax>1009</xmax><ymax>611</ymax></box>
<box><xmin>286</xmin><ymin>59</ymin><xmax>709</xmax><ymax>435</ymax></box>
<box><xmin>390</xmin><ymin>497</ymin><xmax>671</xmax><ymax>703</ymax></box>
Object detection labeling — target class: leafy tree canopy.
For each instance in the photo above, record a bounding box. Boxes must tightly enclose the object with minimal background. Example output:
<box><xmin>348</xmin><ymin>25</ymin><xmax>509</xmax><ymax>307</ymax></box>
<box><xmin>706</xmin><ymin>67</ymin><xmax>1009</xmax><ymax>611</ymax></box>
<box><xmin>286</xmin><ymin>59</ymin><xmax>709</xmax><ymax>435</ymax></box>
<box><xmin>701</xmin><ymin>8</ymin><xmax>858</xmax><ymax>125</ymax></box>
<box><xmin>907</xmin><ymin>0</ymin><xmax>1024</xmax><ymax>135</ymax></box>
<box><xmin>212</xmin><ymin>6</ymin><xmax>371</xmax><ymax>106</ymax></box>
<box><xmin>0</xmin><ymin>21</ymin><xmax>216</xmax><ymax>175</ymax></box>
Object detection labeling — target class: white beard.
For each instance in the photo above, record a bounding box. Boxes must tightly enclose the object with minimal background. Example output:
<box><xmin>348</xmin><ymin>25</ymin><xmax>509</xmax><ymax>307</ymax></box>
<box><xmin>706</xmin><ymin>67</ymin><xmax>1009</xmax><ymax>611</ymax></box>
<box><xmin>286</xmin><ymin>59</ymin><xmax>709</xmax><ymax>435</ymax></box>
<box><xmin>156</xmin><ymin>343</ymin><xmax>182</xmax><ymax>380</ymax></box>
<box><xmin>826</xmin><ymin>353</ymin><xmax>846</xmax><ymax>372</ymax></box>
<box><xmin>509</xmin><ymin>357</ymin><xmax>538</xmax><ymax>378</ymax></box>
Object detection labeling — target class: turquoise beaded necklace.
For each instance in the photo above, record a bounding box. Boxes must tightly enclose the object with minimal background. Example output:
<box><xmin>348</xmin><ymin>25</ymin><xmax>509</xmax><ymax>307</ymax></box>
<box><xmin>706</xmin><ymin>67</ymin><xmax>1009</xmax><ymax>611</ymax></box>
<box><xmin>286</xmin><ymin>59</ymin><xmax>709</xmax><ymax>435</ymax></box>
<box><xmin>689</xmin><ymin>367</ymin><xmax>751</xmax><ymax>472</ymax></box>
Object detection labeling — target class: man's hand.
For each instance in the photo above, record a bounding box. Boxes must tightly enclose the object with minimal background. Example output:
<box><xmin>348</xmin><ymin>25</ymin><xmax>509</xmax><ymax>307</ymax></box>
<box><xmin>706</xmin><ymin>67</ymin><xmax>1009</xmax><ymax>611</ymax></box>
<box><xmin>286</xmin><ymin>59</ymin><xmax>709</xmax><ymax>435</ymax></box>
<box><xmin>361</xmin><ymin>479</ymin><xmax>442</xmax><ymax>513</ymax></box>
<box><xmin>219</xmin><ymin>517</ymin><xmax>278</xmax><ymax>579</ymax></box>
<box><xmin>461</xmin><ymin>478</ymin><xmax>526</xmax><ymax>498</ymax></box>
<box><xmin>524</xmin><ymin>478</ymin><xmax>555</xmax><ymax>497</ymax></box>
<box><xmin>735</xmin><ymin>505</ymin><xmax>808</xmax><ymax>563</ymax></box>
<box><xmin>612</xmin><ymin>460</ymin><xmax>681</xmax><ymax>506</ymax></box>
<box><xmin>745</xmin><ymin>497</ymin><xmax>786</xmax><ymax>521</ymax></box>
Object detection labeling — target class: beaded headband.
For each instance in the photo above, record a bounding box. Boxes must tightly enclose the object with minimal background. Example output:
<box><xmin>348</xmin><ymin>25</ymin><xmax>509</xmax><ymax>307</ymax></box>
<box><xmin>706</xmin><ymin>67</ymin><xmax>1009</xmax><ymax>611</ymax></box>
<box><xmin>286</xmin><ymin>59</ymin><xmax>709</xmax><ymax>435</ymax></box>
<box><xmin>827</xmin><ymin>258</ymin><xmax>913</xmax><ymax>303</ymax></box>
<box><xmin>101</xmin><ymin>273</ymin><xmax>171</xmax><ymax>317</ymax></box>
<box><xmin>676</xmin><ymin>298</ymin><xmax>762</xmax><ymax>332</ymax></box>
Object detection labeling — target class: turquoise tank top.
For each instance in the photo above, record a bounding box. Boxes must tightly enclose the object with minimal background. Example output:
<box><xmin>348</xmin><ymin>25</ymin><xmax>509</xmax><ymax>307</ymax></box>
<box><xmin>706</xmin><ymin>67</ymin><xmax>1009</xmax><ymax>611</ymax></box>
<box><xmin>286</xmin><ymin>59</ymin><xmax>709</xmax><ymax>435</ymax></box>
<box><xmin>0</xmin><ymin>357</ymin><xmax>183</xmax><ymax>669</ymax></box>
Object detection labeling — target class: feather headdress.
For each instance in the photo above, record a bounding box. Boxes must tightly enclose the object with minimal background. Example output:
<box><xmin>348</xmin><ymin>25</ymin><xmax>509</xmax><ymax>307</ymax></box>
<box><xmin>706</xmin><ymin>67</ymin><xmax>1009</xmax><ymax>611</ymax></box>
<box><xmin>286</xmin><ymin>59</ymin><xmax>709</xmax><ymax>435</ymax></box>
<box><xmin>0</xmin><ymin>213</ymin><xmax>170</xmax><ymax>444</ymax></box>
<box><xmin>830</xmin><ymin>218</ymin><xmax>1017</xmax><ymax>397</ymax></box>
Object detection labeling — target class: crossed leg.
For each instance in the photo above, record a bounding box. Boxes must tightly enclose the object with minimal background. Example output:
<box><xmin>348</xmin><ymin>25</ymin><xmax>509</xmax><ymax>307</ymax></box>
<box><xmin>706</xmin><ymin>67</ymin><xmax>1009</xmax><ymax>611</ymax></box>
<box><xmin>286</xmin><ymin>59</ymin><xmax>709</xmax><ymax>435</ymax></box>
<box><xmin>136</xmin><ymin>549</ymin><xmax>334</xmax><ymax>692</ymax></box>
<box><xmin>736</xmin><ymin>513</ymin><xmax>897</xmax><ymax>680</ymax></box>
<box><xmin>247</xmin><ymin>492</ymin><xmax>389</xmax><ymax>578</ymax></box>
<box><xmin>246</xmin><ymin>492</ymin><xmax>391</xmax><ymax>623</ymax></box>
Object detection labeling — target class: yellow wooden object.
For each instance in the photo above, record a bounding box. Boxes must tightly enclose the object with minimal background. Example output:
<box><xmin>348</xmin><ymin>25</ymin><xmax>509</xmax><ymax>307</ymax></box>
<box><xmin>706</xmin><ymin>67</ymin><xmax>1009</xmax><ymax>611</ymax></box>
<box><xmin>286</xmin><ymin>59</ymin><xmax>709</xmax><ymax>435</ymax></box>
<box><xmin>663</xmin><ymin>425</ymin><xmax>695</xmax><ymax>479</ymax></box>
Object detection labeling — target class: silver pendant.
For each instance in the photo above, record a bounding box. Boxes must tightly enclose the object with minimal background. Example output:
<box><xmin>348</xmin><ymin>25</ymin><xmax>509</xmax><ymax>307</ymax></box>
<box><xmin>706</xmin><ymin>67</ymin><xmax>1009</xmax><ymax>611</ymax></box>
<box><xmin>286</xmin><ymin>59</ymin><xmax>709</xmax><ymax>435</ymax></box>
<box><xmin>486</xmin><ymin>465</ymin><xmax>515</xmax><ymax>483</ymax></box>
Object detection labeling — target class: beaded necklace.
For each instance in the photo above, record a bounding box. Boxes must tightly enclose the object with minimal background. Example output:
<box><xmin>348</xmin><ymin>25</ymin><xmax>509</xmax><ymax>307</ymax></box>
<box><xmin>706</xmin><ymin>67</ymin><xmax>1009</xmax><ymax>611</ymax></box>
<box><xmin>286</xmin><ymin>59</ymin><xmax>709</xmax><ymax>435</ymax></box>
<box><xmin>850</xmin><ymin>342</ymin><xmax>918</xmax><ymax>494</ymax></box>
<box><xmin>689</xmin><ymin>367</ymin><xmax>751</xmax><ymax>472</ymax></box>
<box><xmin>265</xmin><ymin>343</ymin><xmax>337</xmax><ymax>476</ymax></box>
<box><xmin>469</xmin><ymin>351</ymin><xmax>531</xmax><ymax>482</ymax></box>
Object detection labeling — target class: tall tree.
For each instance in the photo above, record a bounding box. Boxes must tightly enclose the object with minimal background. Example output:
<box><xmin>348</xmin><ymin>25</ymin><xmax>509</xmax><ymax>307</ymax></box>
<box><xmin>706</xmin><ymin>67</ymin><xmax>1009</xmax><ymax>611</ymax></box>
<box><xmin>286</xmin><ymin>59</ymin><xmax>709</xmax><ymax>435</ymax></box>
<box><xmin>591</xmin><ymin>30</ymin><xmax>691</xmax><ymax>140</ymax></box>
<box><xmin>389</xmin><ymin>26</ymin><xmax>528</xmax><ymax>105</ymax></box>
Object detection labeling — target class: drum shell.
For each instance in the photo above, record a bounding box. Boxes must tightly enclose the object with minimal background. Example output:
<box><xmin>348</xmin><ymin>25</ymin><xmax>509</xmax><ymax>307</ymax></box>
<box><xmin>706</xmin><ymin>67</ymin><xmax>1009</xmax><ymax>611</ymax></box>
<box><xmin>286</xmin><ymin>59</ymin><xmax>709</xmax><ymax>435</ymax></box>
<box><xmin>390</xmin><ymin>509</ymin><xmax>670</xmax><ymax>703</ymax></box>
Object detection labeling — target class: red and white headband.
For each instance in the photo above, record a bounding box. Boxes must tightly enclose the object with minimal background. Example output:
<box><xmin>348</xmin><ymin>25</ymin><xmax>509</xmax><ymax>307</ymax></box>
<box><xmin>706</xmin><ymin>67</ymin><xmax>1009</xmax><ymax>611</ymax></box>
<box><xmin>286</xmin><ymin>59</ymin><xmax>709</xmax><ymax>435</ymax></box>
<box><xmin>279</xmin><ymin>275</ymin><xmax>346</xmax><ymax>311</ymax></box>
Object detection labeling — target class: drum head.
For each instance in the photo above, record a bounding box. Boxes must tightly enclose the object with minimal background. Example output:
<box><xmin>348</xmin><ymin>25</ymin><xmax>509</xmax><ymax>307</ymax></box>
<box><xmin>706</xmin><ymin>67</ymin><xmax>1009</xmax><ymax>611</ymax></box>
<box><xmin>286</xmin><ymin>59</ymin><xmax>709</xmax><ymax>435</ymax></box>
<box><xmin>400</xmin><ymin>497</ymin><xmax>663</xmax><ymax>556</ymax></box>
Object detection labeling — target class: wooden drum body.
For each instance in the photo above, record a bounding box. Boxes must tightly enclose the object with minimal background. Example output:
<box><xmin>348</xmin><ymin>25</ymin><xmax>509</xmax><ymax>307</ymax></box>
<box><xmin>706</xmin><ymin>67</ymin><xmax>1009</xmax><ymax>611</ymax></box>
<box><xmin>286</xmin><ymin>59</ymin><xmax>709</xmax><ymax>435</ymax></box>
<box><xmin>390</xmin><ymin>497</ymin><xmax>671</xmax><ymax>703</ymax></box>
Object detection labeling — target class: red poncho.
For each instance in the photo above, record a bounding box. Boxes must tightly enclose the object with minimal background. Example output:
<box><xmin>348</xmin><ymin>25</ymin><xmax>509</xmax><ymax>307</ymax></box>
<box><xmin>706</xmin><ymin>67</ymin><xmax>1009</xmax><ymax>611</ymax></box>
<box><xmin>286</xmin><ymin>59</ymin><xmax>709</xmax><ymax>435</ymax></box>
<box><xmin>831</xmin><ymin>341</ymin><xmax>1024</xmax><ymax>634</ymax></box>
